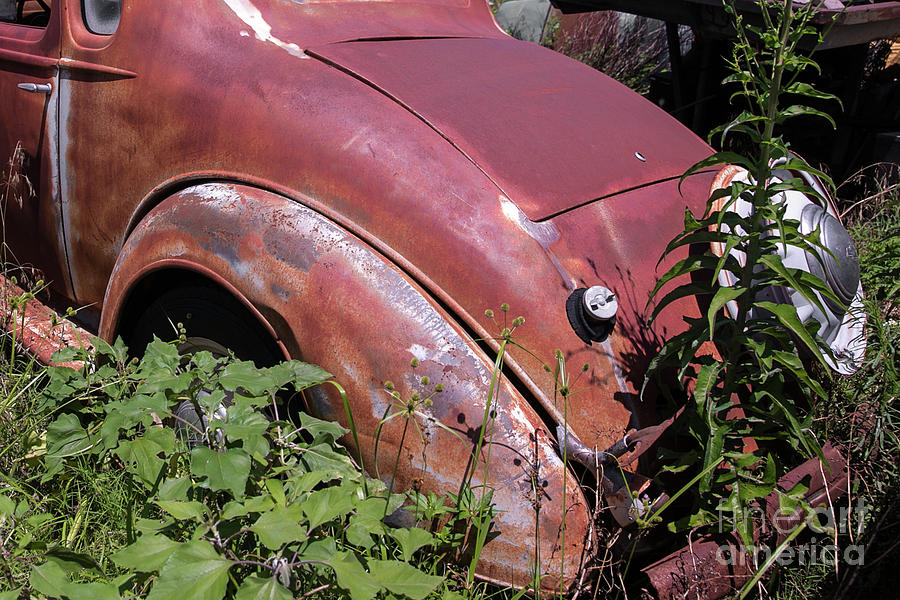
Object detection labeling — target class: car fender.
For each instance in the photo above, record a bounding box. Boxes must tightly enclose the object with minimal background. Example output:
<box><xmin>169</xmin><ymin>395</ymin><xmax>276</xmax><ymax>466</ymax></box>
<box><xmin>100</xmin><ymin>182</ymin><xmax>592</xmax><ymax>590</ymax></box>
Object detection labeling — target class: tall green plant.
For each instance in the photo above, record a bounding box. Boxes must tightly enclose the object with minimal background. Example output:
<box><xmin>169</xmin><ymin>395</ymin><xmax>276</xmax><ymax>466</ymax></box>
<box><xmin>645</xmin><ymin>0</ymin><xmax>841</xmax><ymax>550</ymax></box>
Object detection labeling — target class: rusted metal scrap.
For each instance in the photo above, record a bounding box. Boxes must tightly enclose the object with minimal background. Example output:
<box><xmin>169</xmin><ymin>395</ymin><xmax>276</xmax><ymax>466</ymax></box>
<box><xmin>0</xmin><ymin>275</ymin><xmax>93</xmax><ymax>369</ymax></box>
<box><xmin>642</xmin><ymin>444</ymin><xmax>850</xmax><ymax>600</ymax></box>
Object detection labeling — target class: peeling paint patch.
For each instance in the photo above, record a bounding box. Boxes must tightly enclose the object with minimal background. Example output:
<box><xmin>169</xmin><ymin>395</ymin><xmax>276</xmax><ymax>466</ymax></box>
<box><xmin>223</xmin><ymin>0</ymin><xmax>309</xmax><ymax>59</ymax></box>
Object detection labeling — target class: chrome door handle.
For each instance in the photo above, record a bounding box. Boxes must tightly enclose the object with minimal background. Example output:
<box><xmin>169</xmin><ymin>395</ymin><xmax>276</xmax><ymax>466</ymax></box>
<box><xmin>17</xmin><ymin>82</ymin><xmax>52</xmax><ymax>94</ymax></box>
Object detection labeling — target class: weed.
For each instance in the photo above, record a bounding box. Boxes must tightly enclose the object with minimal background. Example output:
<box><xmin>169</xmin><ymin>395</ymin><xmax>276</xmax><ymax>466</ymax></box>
<box><xmin>645</xmin><ymin>0</ymin><xmax>849</xmax><ymax>590</ymax></box>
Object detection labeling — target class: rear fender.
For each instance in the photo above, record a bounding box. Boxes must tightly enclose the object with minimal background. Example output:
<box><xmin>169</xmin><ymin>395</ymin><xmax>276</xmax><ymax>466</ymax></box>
<box><xmin>99</xmin><ymin>182</ymin><xmax>591</xmax><ymax>590</ymax></box>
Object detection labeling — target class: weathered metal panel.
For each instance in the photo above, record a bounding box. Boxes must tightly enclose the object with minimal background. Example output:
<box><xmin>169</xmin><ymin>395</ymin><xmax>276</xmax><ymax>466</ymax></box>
<box><xmin>309</xmin><ymin>37</ymin><xmax>712</xmax><ymax>221</ymax></box>
<box><xmin>0</xmin><ymin>275</ymin><xmax>93</xmax><ymax>369</ymax></box>
<box><xmin>100</xmin><ymin>183</ymin><xmax>593</xmax><ymax>591</ymax></box>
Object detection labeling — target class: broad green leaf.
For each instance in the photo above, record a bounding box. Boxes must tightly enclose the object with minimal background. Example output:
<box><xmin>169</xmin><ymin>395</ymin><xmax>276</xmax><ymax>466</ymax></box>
<box><xmin>147</xmin><ymin>541</ymin><xmax>233</xmax><ymax>600</ymax></box>
<box><xmin>30</xmin><ymin>560</ymin><xmax>69</xmax><ymax>597</ymax></box>
<box><xmin>327</xmin><ymin>551</ymin><xmax>380</xmax><ymax>600</ymax></box>
<box><xmin>303</xmin><ymin>485</ymin><xmax>355</xmax><ymax>530</ymax></box>
<box><xmin>346</xmin><ymin>517</ymin><xmax>377</xmax><ymax>549</ymax></box>
<box><xmin>300</xmin><ymin>412</ymin><xmax>348</xmax><ymax>443</ymax></box>
<box><xmin>389</xmin><ymin>527</ymin><xmax>434</xmax><ymax>562</ymax></box>
<box><xmin>57</xmin><ymin>581</ymin><xmax>120</xmax><ymax>600</ymax></box>
<box><xmin>155</xmin><ymin>500</ymin><xmax>206</xmax><ymax>520</ymax></box>
<box><xmin>369</xmin><ymin>559</ymin><xmax>443</xmax><ymax>600</ymax></box>
<box><xmin>158</xmin><ymin>476</ymin><xmax>192</xmax><ymax>502</ymax></box>
<box><xmin>235</xmin><ymin>576</ymin><xmax>293</xmax><ymax>600</ymax></box>
<box><xmin>251</xmin><ymin>505</ymin><xmax>307</xmax><ymax>549</ymax></box>
<box><xmin>142</xmin><ymin>337</ymin><xmax>182</xmax><ymax>370</ymax></box>
<box><xmin>116</xmin><ymin>393</ymin><xmax>168</xmax><ymax>425</ymax></box>
<box><xmin>265</xmin><ymin>479</ymin><xmax>286</xmax><ymax>506</ymax></box>
<box><xmin>112</xmin><ymin>534</ymin><xmax>181</xmax><ymax>572</ymax></box>
<box><xmin>218</xmin><ymin>361</ymin><xmax>279</xmax><ymax>396</ymax></box>
<box><xmin>191</xmin><ymin>447</ymin><xmax>251</xmax><ymax>497</ymax></box>
<box><xmin>0</xmin><ymin>494</ymin><xmax>15</xmax><ymax>514</ymax></box>
<box><xmin>44</xmin><ymin>548</ymin><xmax>101</xmax><ymax>572</ymax></box>
<box><xmin>222</xmin><ymin>404</ymin><xmax>268</xmax><ymax>441</ymax></box>
<box><xmin>281</xmin><ymin>360</ymin><xmax>333</xmax><ymax>389</ymax></box>
<box><xmin>139</xmin><ymin>371</ymin><xmax>194</xmax><ymax>395</ymax></box>
<box><xmin>46</xmin><ymin>413</ymin><xmax>93</xmax><ymax>458</ymax></box>
<box><xmin>300</xmin><ymin>442</ymin><xmax>356</xmax><ymax>477</ymax></box>
<box><xmin>115</xmin><ymin>428</ymin><xmax>174</xmax><ymax>485</ymax></box>
<box><xmin>0</xmin><ymin>589</ymin><xmax>21</xmax><ymax>600</ymax></box>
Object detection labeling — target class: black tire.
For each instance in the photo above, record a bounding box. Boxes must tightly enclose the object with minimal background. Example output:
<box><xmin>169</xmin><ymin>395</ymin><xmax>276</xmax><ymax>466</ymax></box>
<box><xmin>125</xmin><ymin>283</ymin><xmax>282</xmax><ymax>368</ymax></box>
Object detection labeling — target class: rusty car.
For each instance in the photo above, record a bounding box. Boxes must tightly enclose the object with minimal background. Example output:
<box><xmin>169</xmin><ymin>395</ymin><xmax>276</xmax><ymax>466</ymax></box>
<box><xmin>0</xmin><ymin>0</ymin><xmax>865</xmax><ymax>594</ymax></box>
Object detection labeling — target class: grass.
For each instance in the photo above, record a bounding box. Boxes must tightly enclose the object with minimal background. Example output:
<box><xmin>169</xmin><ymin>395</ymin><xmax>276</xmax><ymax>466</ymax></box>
<box><xmin>772</xmin><ymin>166</ymin><xmax>900</xmax><ymax>599</ymax></box>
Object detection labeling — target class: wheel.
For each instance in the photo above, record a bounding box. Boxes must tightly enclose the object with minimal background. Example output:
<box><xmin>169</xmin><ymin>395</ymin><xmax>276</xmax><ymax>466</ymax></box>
<box><xmin>125</xmin><ymin>282</ymin><xmax>283</xmax><ymax>444</ymax></box>
<box><xmin>709</xmin><ymin>162</ymin><xmax>866</xmax><ymax>374</ymax></box>
<box><xmin>125</xmin><ymin>282</ymin><xmax>282</xmax><ymax>366</ymax></box>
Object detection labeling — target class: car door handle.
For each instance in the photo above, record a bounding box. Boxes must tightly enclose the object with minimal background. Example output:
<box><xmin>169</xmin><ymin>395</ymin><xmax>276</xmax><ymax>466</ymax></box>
<box><xmin>17</xmin><ymin>82</ymin><xmax>52</xmax><ymax>94</ymax></box>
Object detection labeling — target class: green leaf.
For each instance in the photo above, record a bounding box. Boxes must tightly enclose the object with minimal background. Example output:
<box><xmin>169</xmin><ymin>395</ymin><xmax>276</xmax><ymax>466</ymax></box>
<box><xmin>0</xmin><ymin>589</ymin><xmax>22</xmax><ymax>600</ymax></box>
<box><xmin>302</xmin><ymin>485</ymin><xmax>355</xmax><ymax>530</ymax></box>
<box><xmin>115</xmin><ymin>428</ymin><xmax>174</xmax><ymax>486</ymax></box>
<box><xmin>265</xmin><ymin>478</ymin><xmax>286</xmax><ymax>506</ymax></box>
<box><xmin>155</xmin><ymin>500</ymin><xmax>206</xmax><ymax>520</ymax></box>
<box><xmin>300</xmin><ymin>412</ymin><xmax>348</xmax><ymax>443</ymax></box>
<box><xmin>251</xmin><ymin>505</ymin><xmax>307</xmax><ymax>549</ymax></box>
<box><xmin>191</xmin><ymin>447</ymin><xmax>251</xmax><ymax>497</ymax></box>
<box><xmin>300</xmin><ymin>442</ymin><xmax>356</xmax><ymax>477</ymax></box>
<box><xmin>57</xmin><ymin>581</ymin><xmax>120</xmax><ymax>600</ymax></box>
<box><xmin>235</xmin><ymin>576</ymin><xmax>293</xmax><ymax>600</ymax></box>
<box><xmin>147</xmin><ymin>541</ymin><xmax>233</xmax><ymax>600</ymax></box>
<box><xmin>753</xmin><ymin>301</ymin><xmax>828</xmax><ymax>367</ymax></box>
<box><xmin>280</xmin><ymin>360</ymin><xmax>334</xmax><ymax>390</ymax></box>
<box><xmin>46</xmin><ymin>413</ymin><xmax>94</xmax><ymax>459</ymax></box>
<box><xmin>369</xmin><ymin>559</ymin><xmax>443</xmax><ymax>600</ymax></box>
<box><xmin>30</xmin><ymin>560</ymin><xmax>69</xmax><ymax>597</ymax></box>
<box><xmin>158</xmin><ymin>476</ymin><xmax>192</xmax><ymax>502</ymax></box>
<box><xmin>218</xmin><ymin>361</ymin><xmax>279</xmax><ymax>396</ymax></box>
<box><xmin>0</xmin><ymin>494</ymin><xmax>15</xmax><ymax>514</ymax></box>
<box><xmin>222</xmin><ymin>403</ymin><xmax>269</xmax><ymax>442</ymax></box>
<box><xmin>776</xmin><ymin>104</ymin><xmax>836</xmax><ymax>128</ymax></box>
<box><xmin>694</xmin><ymin>362</ymin><xmax>723</xmax><ymax>408</ymax></box>
<box><xmin>707</xmin><ymin>287</ymin><xmax>746</xmax><ymax>340</ymax></box>
<box><xmin>112</xmin><ymin>534</ymin><xmax>181</xmax><ymax>572</ymax></box>
<box><xmin>327</xmin><ymin>551</ymin><xmax>381</xmax><ymax>600</ymax></box>
<box><xmin>389</xmin><ymin>527</ymin><xmax>434</xmax><ymax>562</ymax></box>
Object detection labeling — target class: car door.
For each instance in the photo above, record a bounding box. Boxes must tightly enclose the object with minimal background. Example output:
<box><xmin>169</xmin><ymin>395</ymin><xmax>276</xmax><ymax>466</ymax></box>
<box><xmin>0</xmin><ymin>0</ymin><xmax>69</xmax><ymax>294</ymax></box>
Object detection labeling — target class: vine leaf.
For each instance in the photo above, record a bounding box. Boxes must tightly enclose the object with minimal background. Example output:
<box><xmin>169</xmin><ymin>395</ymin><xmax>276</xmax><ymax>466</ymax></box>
<box><xmin>251</xmin><ymin>505</ymin><xmax>307</xmax><ymax>550</ymax></box>
<box><xmin>370</xmin><ymin>559</ymin><xmax>444</xmax><ymax>600</ymax></box>
<box><xmin>112</xmin><ymin>533</ymin><xmax>180</xmax><ymax>572</ymax></box>
<box><xmin>147</xmin><ymin>541</ymin><xmax>233</xmax><ymax>600</ymax></box>
<box><xmin>191</xmin><ymin>447</ymin><xmax>251</xmax><ymax>497</ymax></box>
<box><xmin>235</xmin><ymin>576</ymin><xmax>293</xmax><ymax>600</ymax></box>
<box><xmin>327</xmin><ymin>551</ymin><xmax>380</xmax><ymax>600</ymax></box>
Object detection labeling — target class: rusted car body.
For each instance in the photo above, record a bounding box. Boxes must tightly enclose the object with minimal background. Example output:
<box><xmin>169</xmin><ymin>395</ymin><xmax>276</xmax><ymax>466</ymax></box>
<box><xmin>0</xmin><ymin>0</ymin><xmax>861</xmax><ymax>593</ymax></box>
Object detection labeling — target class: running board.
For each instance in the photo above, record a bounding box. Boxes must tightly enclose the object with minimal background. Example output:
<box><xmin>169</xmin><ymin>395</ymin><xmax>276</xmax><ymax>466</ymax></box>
<box><xmin>0</xmin><ymin>276</ymin><xmax>94</xmax><ymax>369</ymax></box>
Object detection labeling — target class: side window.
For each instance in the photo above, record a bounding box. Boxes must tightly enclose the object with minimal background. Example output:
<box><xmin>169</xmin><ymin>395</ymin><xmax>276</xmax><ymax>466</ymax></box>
<box><xmin>82</xmin><ymin>0</ymin><xmax>120</xmax><ymax>35</ymax></box>
<box><xmin>0</xmin><ymin>0</ymin><xmax>51</xmax><ymax>27</ymax></box>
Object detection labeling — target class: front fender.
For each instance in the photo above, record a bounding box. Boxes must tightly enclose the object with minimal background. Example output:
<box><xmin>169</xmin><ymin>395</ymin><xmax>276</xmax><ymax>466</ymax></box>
<box><xmin>100</xmin><ymin>182</ymin><xmax>591</xmax><ymax>590</ymax></box>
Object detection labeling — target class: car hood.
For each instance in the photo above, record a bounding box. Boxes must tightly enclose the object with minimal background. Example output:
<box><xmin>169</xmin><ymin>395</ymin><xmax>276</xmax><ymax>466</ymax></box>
<box><xmin>307</xmin><ymin>37</ymin><xmax>712</xmax><ymax>221</ymax></box>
